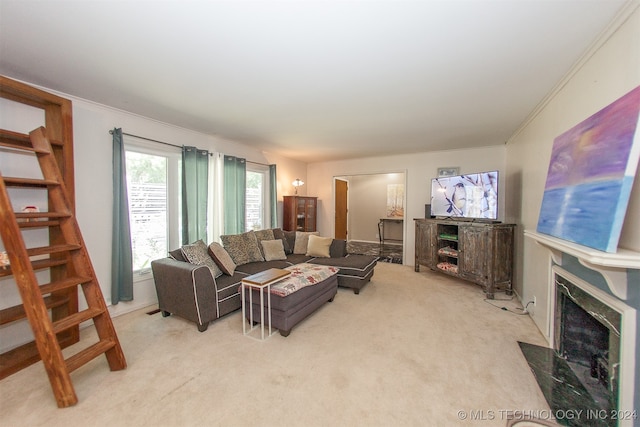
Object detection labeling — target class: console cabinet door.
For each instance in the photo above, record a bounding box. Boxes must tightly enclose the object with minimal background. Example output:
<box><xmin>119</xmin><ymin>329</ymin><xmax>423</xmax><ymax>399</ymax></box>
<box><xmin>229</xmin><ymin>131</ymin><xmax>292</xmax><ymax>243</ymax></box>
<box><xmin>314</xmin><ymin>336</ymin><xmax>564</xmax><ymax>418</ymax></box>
<box><xmin>415</xmin><ymin>220</ymin><xmax>437</xmax><ymax>271</ymax></box>
<box><xmin>458</xmin><ymin>225</ymin><xmax>488</xmax><ymax>285</ymax></box>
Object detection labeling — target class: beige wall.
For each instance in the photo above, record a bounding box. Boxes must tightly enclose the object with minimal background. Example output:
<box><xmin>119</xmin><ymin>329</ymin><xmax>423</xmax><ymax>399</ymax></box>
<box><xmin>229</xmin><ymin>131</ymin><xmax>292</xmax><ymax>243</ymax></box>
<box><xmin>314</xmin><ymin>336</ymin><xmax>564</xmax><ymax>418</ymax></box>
<box><xmin>307</xmin><ymin>146</ymin><xmax>507</xmax><ymax>263</ymax></box>
<box><xmin>505</xmin><ymin>4</ymin><xmax>640</xmax><ymax>339</ymax></box>
<box><xmin>339</xmin><ymin>173</ymin><xmax>406</xmax><ymax>242</ymax></box>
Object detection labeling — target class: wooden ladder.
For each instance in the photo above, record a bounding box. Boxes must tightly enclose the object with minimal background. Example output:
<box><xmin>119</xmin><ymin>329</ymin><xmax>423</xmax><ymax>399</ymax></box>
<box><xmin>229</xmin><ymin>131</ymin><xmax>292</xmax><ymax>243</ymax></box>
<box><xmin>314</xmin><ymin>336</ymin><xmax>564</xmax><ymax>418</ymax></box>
<box><xmin>0</xmin><ymin>126</ymin><xmax>126</xmax><ymax>407</ymax></box>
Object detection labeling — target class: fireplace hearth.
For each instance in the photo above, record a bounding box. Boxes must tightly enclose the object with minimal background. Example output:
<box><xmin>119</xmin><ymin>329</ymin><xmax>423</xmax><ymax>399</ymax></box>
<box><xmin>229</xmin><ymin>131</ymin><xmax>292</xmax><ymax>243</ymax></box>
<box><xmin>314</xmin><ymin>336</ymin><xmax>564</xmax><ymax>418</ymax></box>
<box><xmin>519</xmin><ymin>266</ymin><xmax>635</xmax><ymax>427</ymax></box>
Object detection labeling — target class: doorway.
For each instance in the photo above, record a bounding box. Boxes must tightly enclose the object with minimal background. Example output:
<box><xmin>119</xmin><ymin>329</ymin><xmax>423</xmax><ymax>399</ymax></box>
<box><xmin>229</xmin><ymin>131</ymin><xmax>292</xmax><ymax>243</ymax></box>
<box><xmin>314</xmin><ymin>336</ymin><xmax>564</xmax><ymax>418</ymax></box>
<box><xmin>334</xmin><ymin>172</ymin><xmax>406</xmax><ymax>263</ymax></box>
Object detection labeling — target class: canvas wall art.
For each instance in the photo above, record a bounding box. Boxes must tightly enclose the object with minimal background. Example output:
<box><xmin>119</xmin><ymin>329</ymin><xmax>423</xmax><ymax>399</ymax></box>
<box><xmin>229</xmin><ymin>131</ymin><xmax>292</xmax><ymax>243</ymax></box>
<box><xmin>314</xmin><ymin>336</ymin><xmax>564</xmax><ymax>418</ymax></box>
<box><xmin>537</xmin><ymin>85</ymin><xmax>640</xmax><ymax>253</ymax></box>
<box><xmin>386</xmin><ymin>184</ymin><xmax>404</xmax><ymax>218</ymax></box>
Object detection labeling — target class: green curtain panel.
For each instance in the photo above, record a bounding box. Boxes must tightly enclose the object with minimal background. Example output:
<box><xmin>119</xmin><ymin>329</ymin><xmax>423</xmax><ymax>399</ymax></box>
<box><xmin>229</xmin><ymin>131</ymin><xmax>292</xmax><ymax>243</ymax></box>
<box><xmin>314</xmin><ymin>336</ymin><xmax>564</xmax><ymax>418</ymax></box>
<box><xmin>111</xmin><ymin>128</ymin><xmax>134</xmax><ymax>304</ymax></box>
<box><xmin>223</xmin><ymin>155</ymin><xmax>246</xmax><ymax>234</ymax></box>
<box><xmin>269</xmin><ymin>164</ymin><xmax>277</xmax><ymax>228</ymax></box>
<box><xmin>182</xmin><ymin>146</ymin><xmax>209</xmax><ymax>244</ymax></box>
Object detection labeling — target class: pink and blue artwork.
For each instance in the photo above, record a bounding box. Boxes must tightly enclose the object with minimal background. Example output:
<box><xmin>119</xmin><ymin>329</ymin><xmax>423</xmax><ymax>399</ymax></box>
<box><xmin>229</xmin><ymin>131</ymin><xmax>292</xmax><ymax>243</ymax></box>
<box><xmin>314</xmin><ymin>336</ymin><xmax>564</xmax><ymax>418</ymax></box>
<box><xmin>537</xmin><ymin>85</ymin><xmax>640</xmax><ymax>253</ymax></box>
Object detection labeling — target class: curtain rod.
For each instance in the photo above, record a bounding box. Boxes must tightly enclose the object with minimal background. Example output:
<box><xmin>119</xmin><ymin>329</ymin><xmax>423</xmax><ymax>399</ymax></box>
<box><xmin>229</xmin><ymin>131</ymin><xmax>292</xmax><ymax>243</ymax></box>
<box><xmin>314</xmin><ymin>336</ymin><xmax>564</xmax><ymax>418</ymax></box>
<box><xmin>108</xmin><ymin>129</ymin><xmax>271</xmax><ymax>166</ymax></box>
<box><xmin>109</xmin><ymin>129</ymin><xmax>182</xmax><ymax>150</ymax></box>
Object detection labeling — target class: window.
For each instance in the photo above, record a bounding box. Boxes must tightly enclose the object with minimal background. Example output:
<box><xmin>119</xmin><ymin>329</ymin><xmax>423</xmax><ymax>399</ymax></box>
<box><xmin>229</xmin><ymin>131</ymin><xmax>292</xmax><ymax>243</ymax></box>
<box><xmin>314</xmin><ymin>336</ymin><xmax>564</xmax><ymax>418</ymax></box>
<box><xmin>245</xmin><ymin>167</ymin><xmax>270</xmax><ymax>231</ymax></box>
<box><xmin>125</xmin><ymin>141</ymin><xmax>180</xmax><ymax>274</ymax></box>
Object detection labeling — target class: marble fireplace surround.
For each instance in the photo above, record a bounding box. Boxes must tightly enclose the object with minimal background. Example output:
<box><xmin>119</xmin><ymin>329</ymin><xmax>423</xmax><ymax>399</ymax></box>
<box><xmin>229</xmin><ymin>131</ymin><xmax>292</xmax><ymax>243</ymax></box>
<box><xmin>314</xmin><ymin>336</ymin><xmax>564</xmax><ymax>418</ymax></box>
<box><xmin>525</xmin><ymin>231</ymin><xmax>639</xmax><ymax>425</ymax></box>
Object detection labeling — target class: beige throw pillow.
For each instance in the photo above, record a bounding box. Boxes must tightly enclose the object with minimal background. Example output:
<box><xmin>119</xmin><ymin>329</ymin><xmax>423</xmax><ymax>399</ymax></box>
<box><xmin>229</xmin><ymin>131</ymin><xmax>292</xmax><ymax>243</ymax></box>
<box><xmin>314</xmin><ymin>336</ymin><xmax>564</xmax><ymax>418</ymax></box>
<box><xmin>261</xmin><ymin>239</ymin><xmax>287</xmax><ymax>261</ymax></box>
<box><xmin>293</xmin><ymin>231</ymin><xmax>319</xmax><ymax>254</ymax></box>
<box><xmin>306</xmin><ymin>235</ymin><xmax>333</xmax><ymax>258</ymax></box>
<box><xmin>208</xmin><ymin>242</ymin><xmax>236</xmax><ymax>275</ymax></box>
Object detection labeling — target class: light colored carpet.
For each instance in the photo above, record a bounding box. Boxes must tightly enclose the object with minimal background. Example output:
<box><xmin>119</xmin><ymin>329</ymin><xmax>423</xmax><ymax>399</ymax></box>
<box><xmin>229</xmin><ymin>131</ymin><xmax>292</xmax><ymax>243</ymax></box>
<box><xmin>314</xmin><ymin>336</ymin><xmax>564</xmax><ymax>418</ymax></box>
<box><xmin>0</xmin><ymin>263</ymin><xmax>550</xmax><ymax>427</ymax></box>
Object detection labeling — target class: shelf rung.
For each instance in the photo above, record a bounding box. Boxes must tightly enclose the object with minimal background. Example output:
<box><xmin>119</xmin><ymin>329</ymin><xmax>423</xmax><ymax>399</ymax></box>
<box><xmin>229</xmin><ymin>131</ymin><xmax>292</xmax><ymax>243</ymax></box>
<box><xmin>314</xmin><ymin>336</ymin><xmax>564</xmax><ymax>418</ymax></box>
<box><xmin>52</xmin><ymin>308</ymin><xmax>104</xmax><ymax>334</ymax></box>
<box><xmin>0</xmin><ymin>258</ymin><xmax>69</xmax><ymax>278</ymax></box>
<box><xmin>0</xmin><ymin>335</ymin><xmax>77</xmax><ymax>380</ymax></box>
<box><xmin>0</xmin><ymin>128</ymin><xmax>62</xmax><ymax>149</ymax></box>
<box><xmin>39</xmin><ymin>276</ymin><xmax>92</xmax><ymax>295</ymax></box>
<box><xmin>65</xmin><ymin>339</ymin><xmax>116</xmax><ymax>373</ymax></box>
<box><xmin>26</xmin><ymin>244</ymin><xmax>81</xmax><ymax>257</ymax></box>
<box><xmin>2</xmin><ymin>177</ymin><xmax>59</xmax><ymax>188</ymax></box>
<box><xmin>0</xmin><ymin>295</ymin><xmax>70</xmax><ymax>326</ymax></box>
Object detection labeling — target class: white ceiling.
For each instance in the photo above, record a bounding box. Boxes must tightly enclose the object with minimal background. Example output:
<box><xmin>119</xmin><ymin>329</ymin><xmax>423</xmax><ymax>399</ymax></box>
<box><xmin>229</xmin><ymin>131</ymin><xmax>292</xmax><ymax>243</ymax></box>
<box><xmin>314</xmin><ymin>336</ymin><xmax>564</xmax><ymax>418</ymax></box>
<box><xmin>0</xmin><ymin>1</ymin><xmax>630</xmax><ymax>163</ymax></box>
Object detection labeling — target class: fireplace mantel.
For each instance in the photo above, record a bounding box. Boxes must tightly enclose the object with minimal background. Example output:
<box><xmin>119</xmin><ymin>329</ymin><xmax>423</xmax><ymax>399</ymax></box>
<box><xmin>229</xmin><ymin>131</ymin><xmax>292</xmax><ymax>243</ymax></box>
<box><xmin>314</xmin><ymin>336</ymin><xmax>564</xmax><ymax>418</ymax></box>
<box><xmin>525</xmin><ymin>230</ymin><xmax>640</xmax><ymax>300</ymax></box>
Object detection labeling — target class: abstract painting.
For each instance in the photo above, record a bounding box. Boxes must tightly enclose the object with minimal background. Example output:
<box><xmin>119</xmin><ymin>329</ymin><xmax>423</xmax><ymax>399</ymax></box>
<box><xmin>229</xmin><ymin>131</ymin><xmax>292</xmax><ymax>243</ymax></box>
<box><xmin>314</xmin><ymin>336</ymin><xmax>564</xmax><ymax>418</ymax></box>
<box><xmin>386</xmin><ymin>184</ymin><xmax>404</xmax><ymax>218</ymax></box>
<box><xmin>537</xmin><ymin>85</ymin><xmax>640</xmax><ymax>252</ymax></box>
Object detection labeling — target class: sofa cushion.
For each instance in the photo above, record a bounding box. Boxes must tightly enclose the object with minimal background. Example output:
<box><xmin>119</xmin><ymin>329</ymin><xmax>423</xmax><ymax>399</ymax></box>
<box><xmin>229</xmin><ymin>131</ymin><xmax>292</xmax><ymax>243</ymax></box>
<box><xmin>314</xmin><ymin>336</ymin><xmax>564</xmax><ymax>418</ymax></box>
<box><xmin>208</xmin><ymin>242</ymin><xmax>236</xmax><ymax>275</ymax></box>
<box><xmin>306</xmin><ymin>235</ymin><xmax>333</xmax><ymax>258</ymax></box>
<box><xmin>169</xmin><ymin>248</ymin><xmax>186</xmax><ymax>262</ymax></box>
<box><xmin>221</xmin><ymin>231</ymin><xmax>264</xmax><ymax>265</ymax></box>
<box><xmin>329</xmin><ymin>239</ymin><xmax>347</xmax><ymax>258</ymax></box>
<box><xmin>309</xmin><ymin>254</ymin><xmax>377</xmax><ymax>279</ymax></box>
<box><xmin>261</xmin><ymin>239</ymin><xmax>287</xmax><ymax>261</ymax></box>
<box><xmin>181</xmin><ymin>240</ymin><xmax>223</xmax><ymax>278</ymax></box>
<box><xmin>282</xmin><ymin>230</ymin><xmax>296</xmax><ymax>254</ymax></box>
<box><xmin>235</xmin><ymin>260</ymin><xmax>291</xmax><ymax>275</ymax></box>
<box><xmin>293</xmin><ymin>231</ymin><xmax>319</xmax><ymax>254</ymax></box>
<box><xmin>272</xmin><ymin>228</ymin><xmax>292</xmax><ymax>254</ymax></box>
<box><xmin>212</xmin><ymin>271</ymin><xmax>245</xmax><ymax>303</ymax></box>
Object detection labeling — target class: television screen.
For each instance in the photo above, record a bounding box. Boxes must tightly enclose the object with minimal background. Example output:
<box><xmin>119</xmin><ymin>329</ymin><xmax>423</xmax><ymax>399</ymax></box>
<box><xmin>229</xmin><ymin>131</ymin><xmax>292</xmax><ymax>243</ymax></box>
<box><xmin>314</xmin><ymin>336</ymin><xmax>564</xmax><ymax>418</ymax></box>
<box><xmin>430</xmin><ymin>171</ymin><xmax>499</xmax><ymax>220</ymax></box>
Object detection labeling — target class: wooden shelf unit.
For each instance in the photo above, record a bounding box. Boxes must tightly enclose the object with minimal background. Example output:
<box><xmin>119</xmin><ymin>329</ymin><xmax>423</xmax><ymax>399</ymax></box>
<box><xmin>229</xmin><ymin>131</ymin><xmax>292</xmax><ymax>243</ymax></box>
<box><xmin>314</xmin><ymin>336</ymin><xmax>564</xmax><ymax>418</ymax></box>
<box><xmin>0</xmin><ymin>76</ymin><xmax>79</xmax><ymax>379</ymax></box>
<box><xmin>415</xmin><ymin>218</ymin><xmax>515</xmax><ymax>299</ymax></box>
<box><xmin>283</xmin><ymin>196</ymin><xmax>317</xmax><ymax>232</ymax></box>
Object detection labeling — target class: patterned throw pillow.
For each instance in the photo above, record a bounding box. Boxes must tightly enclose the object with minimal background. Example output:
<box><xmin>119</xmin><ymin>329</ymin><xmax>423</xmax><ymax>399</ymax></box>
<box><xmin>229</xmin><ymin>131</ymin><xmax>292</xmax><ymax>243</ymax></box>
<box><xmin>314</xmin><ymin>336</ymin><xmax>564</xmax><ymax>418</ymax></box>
<box><xmin>208</xmin><ymin>242</ymin><xmax>236</xmax><ymax>275</ymax></box>
<box><xmin>306</xmin><ymin>235</ymin><xmax>333</xmax><ymax>258</ymax></box>
<box><xmin>293</xmin><ymin>231</ymin><xmax>320</xmax><ymax>254</ymax></box>
<box><xmin>261</xmin><ymin>239</ymin><xmax>287</xmax><ymax>261</ymax></box>
<box><xmin>220</xmin><ymin>231</ymin><xmax>265</xmax><ymax>266</ymax></box>
<box><xmin>181</xmin><ymin>240</ymin><xmax>223</xmax><ymax>278</ymax></box>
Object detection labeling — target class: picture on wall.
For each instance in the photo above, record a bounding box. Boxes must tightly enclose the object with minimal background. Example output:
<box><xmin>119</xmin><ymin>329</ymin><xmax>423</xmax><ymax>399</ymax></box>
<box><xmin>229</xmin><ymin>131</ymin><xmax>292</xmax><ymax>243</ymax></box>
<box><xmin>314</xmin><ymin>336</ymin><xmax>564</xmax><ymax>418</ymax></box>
<box><xmin>386</xmin><ymin>184</ymin><xmax>404</xmax><ymax>218</ymax></box>
<box><xmin>537</xmin><ymin>85</ymin><xmax>640</xmax><ymax>253</ymax></box>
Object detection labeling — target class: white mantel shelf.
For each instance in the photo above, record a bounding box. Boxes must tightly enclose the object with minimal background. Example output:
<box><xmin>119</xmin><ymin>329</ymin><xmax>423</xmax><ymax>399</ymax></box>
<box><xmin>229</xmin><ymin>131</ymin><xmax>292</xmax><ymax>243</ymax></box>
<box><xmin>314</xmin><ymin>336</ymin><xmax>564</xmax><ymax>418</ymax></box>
<box><xmin>525</xmin><ymin>230</ymin><xmax>640</xmax><ymax>300</ymax></box>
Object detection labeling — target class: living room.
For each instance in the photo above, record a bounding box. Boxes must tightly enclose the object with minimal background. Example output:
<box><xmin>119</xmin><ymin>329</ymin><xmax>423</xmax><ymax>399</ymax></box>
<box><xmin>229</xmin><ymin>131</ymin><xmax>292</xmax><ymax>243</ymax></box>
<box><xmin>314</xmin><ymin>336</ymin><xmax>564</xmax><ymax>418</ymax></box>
<box><xmin>1</xmin><ymin>1</ymin><xmax>639</xmax><ymax>425</ymax></box>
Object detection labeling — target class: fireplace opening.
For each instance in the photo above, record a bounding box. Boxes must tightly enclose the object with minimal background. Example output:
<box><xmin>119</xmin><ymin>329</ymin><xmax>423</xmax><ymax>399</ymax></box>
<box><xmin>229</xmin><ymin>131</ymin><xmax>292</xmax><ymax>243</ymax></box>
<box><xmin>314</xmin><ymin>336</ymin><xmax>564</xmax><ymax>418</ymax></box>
<box><xmin>558</xmin><ymin>292</ymin><xmax>612</xmax><ymax>409</ymax></box>
<box><xmin>554</xmin><ymin>274</ymin><xmax>621</xmax><ymax>412</ymax></box>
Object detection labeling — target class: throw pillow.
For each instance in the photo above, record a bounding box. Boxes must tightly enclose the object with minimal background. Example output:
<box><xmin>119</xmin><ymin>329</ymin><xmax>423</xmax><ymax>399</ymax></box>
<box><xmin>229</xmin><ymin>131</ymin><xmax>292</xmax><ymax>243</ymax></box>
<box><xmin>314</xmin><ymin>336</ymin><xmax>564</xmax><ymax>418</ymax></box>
<box><xmin>261</xmin><ymin>239</ymin><xmax>287</xmax><ymax>261</ymax></box>
<box><xmin>220</xmin><ymin>231</ymin><xmax>264</xmax><ymax>266</ymax></box>
<box><xmin>181</xmin><ymin>240</ymin><xmax>223</xmax><ymax>278</ymax></box>
<box><xmin>306</xmin><ymin>235</ymin><xmax>333</xmax><ymax>258</ymax></box>
<box><xmin>293</xmin><ymin>231</ymin><xmax>320</xmax><ymax>254</ymax></box>
<box><xmin>254</xmin><ymin>229</ymin><xmax>275</xmax><ymax>258</ymax></box>
<box><xmin>208</xmin><ymin>242</ymin><xmax>236</xmax><ymax>275</ymax></box>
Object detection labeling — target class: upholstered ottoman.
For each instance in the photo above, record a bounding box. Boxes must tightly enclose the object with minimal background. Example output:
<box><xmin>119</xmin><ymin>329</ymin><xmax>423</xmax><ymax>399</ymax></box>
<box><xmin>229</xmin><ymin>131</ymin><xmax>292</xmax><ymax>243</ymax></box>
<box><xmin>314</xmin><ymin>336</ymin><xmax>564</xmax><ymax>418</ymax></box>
<box><xmin>309</xmin><ymin>254</ymin><xmax>377</xmax><ymax>294</ymax></box>
<box><xmin>242</xmin><ymin>263</ymin><xmax>339</xmax><ymax>337</ymax></box>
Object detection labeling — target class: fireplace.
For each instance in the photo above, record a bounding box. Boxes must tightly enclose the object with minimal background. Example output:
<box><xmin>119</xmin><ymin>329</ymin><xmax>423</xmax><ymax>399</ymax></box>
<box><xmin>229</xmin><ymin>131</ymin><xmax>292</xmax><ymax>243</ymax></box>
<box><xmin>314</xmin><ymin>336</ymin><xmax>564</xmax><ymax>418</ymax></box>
<box><xmin>523</xmin><ymin>230</ymin><xmax>638</xmax><ymax>426</ymax></box>
<box><xmin>554</xmin><ymin>272</ymin><xmax>621</xmax><ymax>412</ymax></box>
<box><xmin>519</xmin><ymin>265</ymin><xmax>636</xmax><ymax>426</ymax></box>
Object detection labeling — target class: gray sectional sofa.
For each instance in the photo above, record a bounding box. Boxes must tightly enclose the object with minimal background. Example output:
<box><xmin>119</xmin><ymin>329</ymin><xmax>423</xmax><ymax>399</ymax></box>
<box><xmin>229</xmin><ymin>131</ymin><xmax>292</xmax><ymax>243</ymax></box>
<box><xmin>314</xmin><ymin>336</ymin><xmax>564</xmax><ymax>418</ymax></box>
<box><xmin>150</xmin><ymin>228</ymin><xmax>377</xmax><ymax>332</ymax></box>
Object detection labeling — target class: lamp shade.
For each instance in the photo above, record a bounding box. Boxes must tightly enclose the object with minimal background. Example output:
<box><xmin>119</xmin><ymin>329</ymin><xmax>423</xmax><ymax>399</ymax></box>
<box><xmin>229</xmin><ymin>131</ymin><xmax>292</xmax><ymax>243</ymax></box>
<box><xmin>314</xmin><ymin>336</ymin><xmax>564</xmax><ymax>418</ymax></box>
<box><xmin>292</xmin><ymin>179</ymin><xmax>304</xmax><ymax>194</ymax></box>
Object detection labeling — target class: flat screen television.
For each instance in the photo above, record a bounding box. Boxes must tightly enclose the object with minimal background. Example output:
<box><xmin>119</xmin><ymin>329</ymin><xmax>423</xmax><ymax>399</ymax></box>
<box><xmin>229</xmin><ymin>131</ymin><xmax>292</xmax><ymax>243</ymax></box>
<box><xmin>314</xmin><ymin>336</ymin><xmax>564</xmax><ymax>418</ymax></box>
<box><xmin>430</xmin><ymin>171</ymin><xmax>499</xmax><ymax>220</ymax></box>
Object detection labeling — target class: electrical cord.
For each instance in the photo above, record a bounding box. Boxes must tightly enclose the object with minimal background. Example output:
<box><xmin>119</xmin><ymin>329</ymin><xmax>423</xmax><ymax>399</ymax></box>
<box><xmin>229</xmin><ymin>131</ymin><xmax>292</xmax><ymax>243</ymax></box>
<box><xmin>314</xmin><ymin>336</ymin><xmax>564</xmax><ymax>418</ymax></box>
<box><xmin>483</xmin><ymin>298</ymin><xmax>530</xmax><ymax>315</ymax></box>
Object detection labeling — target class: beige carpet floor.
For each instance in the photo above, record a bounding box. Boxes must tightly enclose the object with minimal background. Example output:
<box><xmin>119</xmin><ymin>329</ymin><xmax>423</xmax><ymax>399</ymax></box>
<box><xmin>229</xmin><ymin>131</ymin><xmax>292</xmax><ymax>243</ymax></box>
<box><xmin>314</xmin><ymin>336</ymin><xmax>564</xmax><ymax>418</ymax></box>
<box><xmin>0</xmin><ymin>263</ymin><xmax>551</xmax><ymax>427</ymax></box>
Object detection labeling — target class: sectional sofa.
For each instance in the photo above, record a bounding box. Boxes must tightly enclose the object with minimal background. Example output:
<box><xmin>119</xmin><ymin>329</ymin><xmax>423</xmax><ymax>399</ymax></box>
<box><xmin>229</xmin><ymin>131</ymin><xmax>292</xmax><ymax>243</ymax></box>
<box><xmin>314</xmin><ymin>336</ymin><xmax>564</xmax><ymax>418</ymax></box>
<box><xmin>150</xmin><ymin>228</ymin><xmax>377</xmax><ymax>332</ymax></box>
